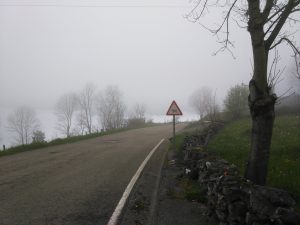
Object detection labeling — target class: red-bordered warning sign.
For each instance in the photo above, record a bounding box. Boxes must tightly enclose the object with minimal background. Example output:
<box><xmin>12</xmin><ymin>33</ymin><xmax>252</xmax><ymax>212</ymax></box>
<box><xmin>166</xmin><ymin>100</ymin><xmax>183</xmax><ymax>116</ymax></box>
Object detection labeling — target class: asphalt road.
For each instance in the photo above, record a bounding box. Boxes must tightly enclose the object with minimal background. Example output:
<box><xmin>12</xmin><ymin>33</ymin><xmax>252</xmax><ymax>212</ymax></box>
<box><xmin>0</xmin><ymin>124</ymin><xmax>185</xmax><ymax>225</ymax></box>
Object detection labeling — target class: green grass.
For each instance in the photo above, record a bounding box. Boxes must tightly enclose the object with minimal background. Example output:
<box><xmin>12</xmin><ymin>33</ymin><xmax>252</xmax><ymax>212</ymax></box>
<box><xmin>0</xmin><ymin>123</ymin><xmax>158</xmax><ymax>157</ymax></box>
<box><xmin>167</xmin><ymin>177</ymin><xmax>207</xmax><ymax>203</ymax></box>
<box><xmin>172</xmin><ymin>132</ymin><xmax>188</xmax><ymax>160</ymax></box>
<box><xmin>207</xmin><ymin>114</ymin><xmax>300</xmax><ymax>209</ymax></box>
<box><xmin>184</xmin><ymin>180</ymin><xmax>207</xmax><ymax>203</ymax></box>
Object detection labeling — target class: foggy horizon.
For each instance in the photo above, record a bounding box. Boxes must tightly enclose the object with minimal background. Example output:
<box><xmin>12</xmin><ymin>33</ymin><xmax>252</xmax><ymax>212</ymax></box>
<box><xmin>1</xmin><ymin>0</ymin><xmax>299</xmax><ymax>145</ymax></box>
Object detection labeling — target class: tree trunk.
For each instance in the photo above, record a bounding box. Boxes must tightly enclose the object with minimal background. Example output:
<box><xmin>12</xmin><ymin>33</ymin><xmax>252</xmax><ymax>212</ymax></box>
<box><xmin>245</xmin><ymin>38</ymin><xmax>277</xmax><ymax>185</ymax></box>
<box><xmin>245</xmin><ymin>7</ymin><xmax>277</xmax><ymax>185</ymax></box>
<box><xmin>245</xmin><ymin>88</ymin><xmax>276</xmax><ymax>185</ymax></box>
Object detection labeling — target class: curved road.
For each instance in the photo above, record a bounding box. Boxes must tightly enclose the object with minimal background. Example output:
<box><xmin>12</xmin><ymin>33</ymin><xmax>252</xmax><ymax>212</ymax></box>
<box><xmin>0</xmin><ymin>124</ymin><xmax>185</xmax><ymax>225</ymax></box>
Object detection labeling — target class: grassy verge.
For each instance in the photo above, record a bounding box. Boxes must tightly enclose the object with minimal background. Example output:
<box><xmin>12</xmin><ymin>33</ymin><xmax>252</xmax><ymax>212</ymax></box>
<box><xmin>174</xmin><ymin>133</ymin><xmax>186</xmax><ymax>148</ymax></box>
<box><xmin>167</xmin><ymin>177</ymin><xmax>207</xmax><ymax>203</ymax></box>
<box><xmin>207</xmin><ymin>114</ymin><xmax>300</xmax><ymax>209</ymax></box>
<box><xmin>0</xmin><ymin>123</ymin><xmax>158</xmax><ymax>157</ymax></box>
<box><xmin>167</xmin><ymin>131</ymin><xmax>207</xmax><ymax>203</ymax></box>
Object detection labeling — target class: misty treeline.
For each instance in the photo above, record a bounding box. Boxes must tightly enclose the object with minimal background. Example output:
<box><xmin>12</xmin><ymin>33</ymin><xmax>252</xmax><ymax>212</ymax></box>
<box><xmin>189</xmin><ymin>86</ymin><xmax>220</xmax><ymax>121</ymax></box>
<box><xmin>189</xmin><ymin>84</ymin><xmax>249</xmax><ymax>121</ymax></box>
<box><xmin>5</xmin><ymin>84</ymin><xmax>148</xmax><ymax>146</ymax></box>
<box><xmin>189</xmin><ymin>80</ymin><xmax>300</xmax><ymax>121</ymax></box>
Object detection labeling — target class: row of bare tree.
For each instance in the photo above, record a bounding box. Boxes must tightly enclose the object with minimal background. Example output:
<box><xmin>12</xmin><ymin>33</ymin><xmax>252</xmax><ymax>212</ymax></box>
<box><xmin>4</xmin><ymin>84</ymin><xmax>146</xmax><ymax>146</ymax></box>
<box><xmin>55</xmin><ymin>84</ymin><xmax>146</xmax><ymax>137</ymax></box>
<box><xmin>190</xmin><ymin>80</ymin><xmax>300</xmax><ymax>122</ymax></box>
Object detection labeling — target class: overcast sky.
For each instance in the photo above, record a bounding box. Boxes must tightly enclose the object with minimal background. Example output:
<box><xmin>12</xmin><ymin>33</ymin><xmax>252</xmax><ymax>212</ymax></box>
<box><xmin>0</xmin><ymin>0</ymin><xmax>255</xmax><ymax>112</ymax></box>
<box><xmin>0</xmin><ymin>0</ymin><xmax>299</xmax><ymax>143</ymax></box>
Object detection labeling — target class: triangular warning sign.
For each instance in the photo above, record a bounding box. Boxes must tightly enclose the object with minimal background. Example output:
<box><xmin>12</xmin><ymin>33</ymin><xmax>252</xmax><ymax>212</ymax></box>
<box><xmin>166</xmin><ymin>100</ymin><xmax>183</xmax><ymax>116</ymax></box>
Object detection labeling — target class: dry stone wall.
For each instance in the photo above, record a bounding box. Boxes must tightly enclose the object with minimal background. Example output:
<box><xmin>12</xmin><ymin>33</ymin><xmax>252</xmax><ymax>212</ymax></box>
<box><xmin>182</xmin><ymin>125</ymin><xmax>300</xmax><ymax>225</ymax></box>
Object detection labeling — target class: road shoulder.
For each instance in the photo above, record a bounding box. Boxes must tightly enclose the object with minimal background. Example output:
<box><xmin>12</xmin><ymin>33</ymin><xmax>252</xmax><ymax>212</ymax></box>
<box><xmin>119</xmin><ymin>138</ymin><xmax>218</xmax><ymax>225</ymax></box>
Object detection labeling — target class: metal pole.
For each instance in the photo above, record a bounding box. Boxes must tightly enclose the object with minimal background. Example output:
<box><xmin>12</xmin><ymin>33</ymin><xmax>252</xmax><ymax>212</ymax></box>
<box><xmin>173</xmin><ymin>115</ymin><xmax>175</xmax><ymax>148</ymax></box>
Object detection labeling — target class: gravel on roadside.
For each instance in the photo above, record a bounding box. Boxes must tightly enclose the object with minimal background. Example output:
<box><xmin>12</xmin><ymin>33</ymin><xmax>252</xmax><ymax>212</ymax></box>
<box><xmin>120</xmin><ymin>140</ymin><xmax>218</xmax><ymax>225</ymax></box>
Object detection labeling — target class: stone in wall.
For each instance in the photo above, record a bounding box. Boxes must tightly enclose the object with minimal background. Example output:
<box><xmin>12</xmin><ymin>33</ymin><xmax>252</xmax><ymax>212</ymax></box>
<box><xmin>181</xmin><ymin>131</ymin><xmax>299</xmax><ymax>225</ymax></box>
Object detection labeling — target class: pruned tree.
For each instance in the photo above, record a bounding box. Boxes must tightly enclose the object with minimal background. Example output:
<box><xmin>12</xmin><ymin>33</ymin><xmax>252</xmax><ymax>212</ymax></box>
<box><xmin>55</xmin><ymin>93</ymin><xmax>77</xmax><ymax>137</ymax></box>
<box><xmin>189</xmin><ymin>86</ymin><xmax>219</xmax><ymax>121</ymax></box>
<box><xmin>187</xmin><ymin>0</ymin><xmax>300</xmax><ymax>185</ymax></box>
<box><xmin>7</xmin><ymin>106</ymin><xmax>40</xmax><ymax>145</ymax></box>
<box><xmin>78</xmin><ymin>84</ymin><xmax>96</xmax><ymax>134</ymax></box>
<box><xmin>97</xmin><ymin>85</ymin><xmax>126</xmax><ymax>130</ymax></box>
<box><xmin>224</xmin><ymin>83</ymin><xmax>249</xmax><ymax>118</ymax></box>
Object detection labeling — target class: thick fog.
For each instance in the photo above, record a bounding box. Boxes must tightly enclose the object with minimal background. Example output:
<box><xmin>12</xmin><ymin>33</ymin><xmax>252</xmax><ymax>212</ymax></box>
<box><xmin>0</xmin><ymin>0</ymin><xmax>299</xmax><ymax>145</ymax></box>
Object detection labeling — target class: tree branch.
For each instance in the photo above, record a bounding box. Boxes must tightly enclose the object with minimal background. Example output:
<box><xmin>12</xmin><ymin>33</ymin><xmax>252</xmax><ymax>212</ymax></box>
<box><xmin>265</xmin><ymin>0</ymin><xmax>299</xmax><ymax>50</ymax></box>
<box><xmin>264</xmin><ymin>15</ymin><xmax>281</xmax><ymax>37</ymax></box>
<box><xmin>262</xmin><ymin>0</ymin><xmax>275</xmax><ymax>22</ymax></box>
<box><xmin>294</xmin><ymin>54</ymin><xmax>300</xmax><ymax>78</ymax></box>
<box><xmin>268</xmin><ymin>49</ymin><xmax>285</xmax><ymax>91</ymax></box>
<box><xmin>265</xmin><ymin>4</ymin><xmax>286</xmax><ymax>25</ymax></box>
<box><xmin>270</xmin><ymin>37</ymin><xmax>300</xmax><ymax>53</ymax></box>
<box><xmin>186</xmin><ymin>0</ymin><xmax>206</xmax><ymax>22</ymax></box>
<box><xmin>270</xmin><ymin>37</ymin><xmax>300</xmax><ymax>78</ymax></box>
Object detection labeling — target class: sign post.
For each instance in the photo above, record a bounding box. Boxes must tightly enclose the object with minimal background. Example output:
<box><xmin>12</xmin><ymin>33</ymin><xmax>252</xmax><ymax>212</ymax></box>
<box><xmin>166</xmin><ymin>100</ymin><xmax>183</xmax><ymax>148</ymax></box>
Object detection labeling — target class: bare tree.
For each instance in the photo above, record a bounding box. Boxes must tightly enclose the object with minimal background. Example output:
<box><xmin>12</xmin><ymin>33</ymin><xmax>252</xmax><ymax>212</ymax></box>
<box><xmin>288</xmin><ymin>58</ymin><xmax>300</xmax><ymax>94</ymax></box>
<box><xmin>224</xmin><ymin>83</ymin><xmax>249</xmax><ymax>118</ymax></box>
<box><xmin>73</xmin><ymin>109</ymin><xmax>86</xmax><ymax>135</ymax></box>
<box><xmin>131</xmin><ymin>103</ymin><xmax>146</xmax><ymax>120</ymax></box>
<box><xmin>97</xmin><ymin>85</ymin><xmax>126</xmax><ymax>130</ymax></box>
<box><xmin>55</xmin><ymin>93</ymin><xmax>77</xmax><ymax>137</ymax></box>
<box><xmin>78</xmin><ymin>84</ymin><xmax>96</xmax><ymax>134</ymax></box>
<box><xmin>187</xmin><ymin>0</ymin><xmax>300</xmax><ymax>185</ymax></box>
<box><xmin>282</xmin><ymin>61</ymin><xmax>300</xmax><ymax>113</ymax></box>
<box><xmin>190</xmin><ymin>87</ymin><xmax>207</xmax><ymax>120</ymax></box>
<box><xmin>127</xmin><ymin>103</ymin><xmax>146</xmax><ymax>127</ymax></box>
<box><xmin>189</xmin><ymin>86</ymin><xmax>217</xmax><ymax>120</ymax></box>
<box><xmin>207</xmin><ymin>91</ymin><xmax>220</xmax><ymax>122</ymax></box>
<box><xmin>0</xmin><ymin>116</ymin><xmax>2</xmax><ymax>143</ymax></box>
<box><xmin>7</xmin><ymin>106</ymin><xmax>40</xmax><ymax>145</ymax></box>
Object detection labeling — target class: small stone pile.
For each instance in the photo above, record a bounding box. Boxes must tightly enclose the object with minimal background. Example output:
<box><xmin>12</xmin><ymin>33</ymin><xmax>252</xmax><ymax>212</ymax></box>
<box><xmin>182</xmin><ymin>127</ymin><xmax>300</xmax><ymax>225</ymax></box>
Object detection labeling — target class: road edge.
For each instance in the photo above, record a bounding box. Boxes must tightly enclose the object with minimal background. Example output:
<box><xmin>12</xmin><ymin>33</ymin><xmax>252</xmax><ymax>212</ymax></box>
<box><xmin>107</xmin><ymin>138</ymin><xmax>165</xmax><ymax>225</ymax></box>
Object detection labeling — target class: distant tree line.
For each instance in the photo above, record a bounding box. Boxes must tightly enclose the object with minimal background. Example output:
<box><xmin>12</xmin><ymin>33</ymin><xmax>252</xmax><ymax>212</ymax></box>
<box><xmin>189</xmin><ymin>86</ymin><xmax>220</xmax><ymax>122</ymax></box>
<box><xmin>224</xmin><ymin>84</ymin><xmax>249</xmax><ymax>119</ymax></box>
<box><xmin>4</xmin><ymin>80</ymin><xmax>299</xmax><ymax>147</ymax></box>
<box><xmin>189</xmin><ymin>80</ymin><xmax>299</xmax><ymax>121</ymax></box>
<box><xmin>189</xmin><ymin>84</ymin><xmax>249</xmax><ymax>121</ymax></box>
<box><xmin>4</xmin><ymin>84</ymin><xmax>147</xmax><ymax>146</ymax></box>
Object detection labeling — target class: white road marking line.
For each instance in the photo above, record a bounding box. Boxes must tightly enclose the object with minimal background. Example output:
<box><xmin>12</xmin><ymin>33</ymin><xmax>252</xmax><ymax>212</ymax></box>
<box><xmin>107</xmin><ymin>138</ymin><xmax>165</xmax><ymax>225</ymax></box>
